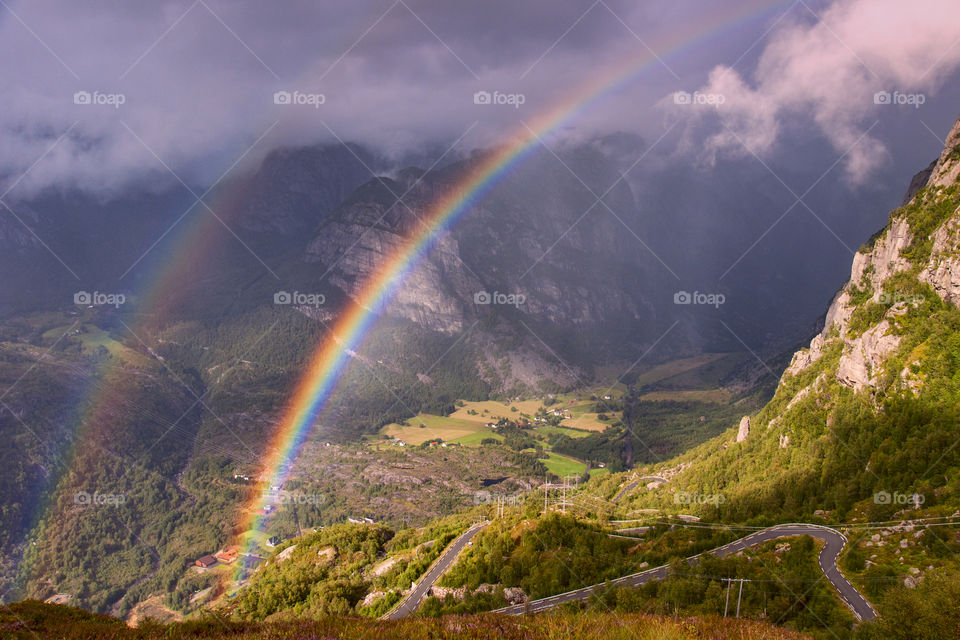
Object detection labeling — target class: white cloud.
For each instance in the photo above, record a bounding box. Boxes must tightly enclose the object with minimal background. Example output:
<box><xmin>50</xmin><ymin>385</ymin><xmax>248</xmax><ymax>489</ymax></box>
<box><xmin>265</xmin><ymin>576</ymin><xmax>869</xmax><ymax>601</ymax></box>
<box><xmin>673</xmin><ymin>0</ymin><xmax>960</xmax><ymax>183</ymax></box>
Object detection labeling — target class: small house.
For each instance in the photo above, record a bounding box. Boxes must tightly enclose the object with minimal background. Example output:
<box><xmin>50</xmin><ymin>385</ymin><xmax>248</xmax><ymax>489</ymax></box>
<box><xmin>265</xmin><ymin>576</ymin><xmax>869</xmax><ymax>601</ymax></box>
<box><xmin>215</xmin><ymin>548</ymin><xmax>238</xmax><ymax>564</ymax></box>
<box><xmin>195</xmin><ymin>555</ymin><xmax>217</xmax><ymax>568</ymax></box>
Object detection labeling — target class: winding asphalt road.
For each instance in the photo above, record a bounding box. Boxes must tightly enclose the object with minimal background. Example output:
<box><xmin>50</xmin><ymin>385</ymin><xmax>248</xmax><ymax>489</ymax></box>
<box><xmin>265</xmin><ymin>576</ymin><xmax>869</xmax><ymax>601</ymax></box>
<box><xmin>381</xmin><ymin>521</ymin><xmax>489</xmax><ymax>620</ymax></box>
<box><xmin>493</xmin><ymin>524</ymin><xmax>877</xmax><ymax>622</ymax></box>
<box><xmin>611</xmin><ymin>480</ymin><xmax>640</xmax><ymax>502</ymax></box>
<box><xmin>612</xmin><ymin>476</ymin><xmax>668</xmax><ymax>501</ymax></box>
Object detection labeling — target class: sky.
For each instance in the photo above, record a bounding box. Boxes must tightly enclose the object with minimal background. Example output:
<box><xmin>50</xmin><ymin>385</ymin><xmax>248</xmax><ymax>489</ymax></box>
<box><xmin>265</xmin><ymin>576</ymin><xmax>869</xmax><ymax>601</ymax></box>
<box><xmin>1</xmin><ymin>0</ymin><xmax>959</xmax><ymax>201</ymax></box>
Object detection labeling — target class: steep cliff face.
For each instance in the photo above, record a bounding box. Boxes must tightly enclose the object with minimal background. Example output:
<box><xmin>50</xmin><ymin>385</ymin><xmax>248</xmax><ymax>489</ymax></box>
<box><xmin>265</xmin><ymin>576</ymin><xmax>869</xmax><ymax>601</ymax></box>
<box><xmin>233</xmin><ymin>143</ymin><xmax>381</xmax><ymax>235</ymax></box>
<box><xmin>305</xmin><ymin>175</ymin><xmax>481</xmax><ymax>334</ymax></box>
<box><xmin>304</xmin><ymin>144</ymin><xmax>664</xmax><ymax>347</ymax></box>
<box><xmin>780</xmin><ymin>113</ymin><xmax>960</xmax><ymax>403</ymax></box>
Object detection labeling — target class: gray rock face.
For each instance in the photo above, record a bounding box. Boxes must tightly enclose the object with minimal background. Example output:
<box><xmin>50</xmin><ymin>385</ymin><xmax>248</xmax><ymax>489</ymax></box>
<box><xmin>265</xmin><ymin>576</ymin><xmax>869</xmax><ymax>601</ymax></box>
<box><xmin>783</xmin><ymin>114</ymin><xmax>960</xmax><ymax>396</ymax></box>
<box><xmin>768</xmin><ymin>112</ymin><xmax>960</xmax><ymax>439</ymax></box>
<box><xmin>303</xmin><ymin>144</ymin><xmax>666</xmax><ymax>345</ymax></box>
<box><xmin>836</xmin><ymin>319</ymin><xmax>900</xmax><ymax>391</ymax></box>
<box><xmin>502</xmin><ymin>587</ymin><xmax>528</xmax><ymax>605</ymax></box>
<box><xmin>920</xmin><ymin>214</ymin><xmax>960</xmax><ymax>306</ymax></box>
<box><xmin>902</xmin><ymin>161</ymin><xmax>936</xmax><ymax>205</ymax></box>
<box><xmin>429</xmin><ymin>585</ymin><xmax>467</xmax><ymax>600</ymax></box>
<box><xmin>791</xmin><ymin>214</ymin><xmax>913</xmax><ymax>381</ymax></box>
<box><xmin>736</xmin><ymin>416</ymin><xmax>750</xmax><ymax>443</ymax></box>
<box><xmin>926</xmin><ymin>114</ymin><xmax>960</xmax><ymax>190</ymax></box>
<box><xmin>850</xmin><ymin>217</ymin><xmax>914</xmax><ymax>293</ymax></box>
<box><xmin>234</xmin><ymin>143</ymin><xmax>380</xmax><ymax>235</ymax></box>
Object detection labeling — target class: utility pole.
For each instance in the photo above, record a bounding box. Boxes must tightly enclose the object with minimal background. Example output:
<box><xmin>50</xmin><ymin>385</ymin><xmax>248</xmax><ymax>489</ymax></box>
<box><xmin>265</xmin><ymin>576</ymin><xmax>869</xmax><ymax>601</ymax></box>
<box><xmin>724</xmin><ymin>579</ymin><xmax>731</xmax><ymax>617</ymax></box>
<box><xmin>722</xmin><ymin>578</ymin><xmax>749</xmax><ymax>618</ymax></box>
<box><xmin>736</xmin><ymin>578</ymin><xmax>744</xmax><ymax>618</ymax></box>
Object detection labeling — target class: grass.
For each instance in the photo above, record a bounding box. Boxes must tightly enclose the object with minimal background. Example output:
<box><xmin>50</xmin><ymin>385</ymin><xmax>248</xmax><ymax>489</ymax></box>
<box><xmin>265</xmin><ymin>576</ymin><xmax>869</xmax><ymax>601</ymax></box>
<box><xmin>534</xmin><ymin>426</ymin><xmax>592</xmax><ymax>439</ymax></box>
<box><xmin>448</xmin><ymin>399</ymin><xmax>543</xmax><ymax>420</ymax></box>
<box><xmin>453</xmin><ymin>430</ymin><xmax>503</xmax><ymax>446</ymax></box>
<box><xmin>381</xmin><ymin>413</ymin><xmax>489</xmax><ymax>445</ymax></box>
<box><xmin>637</xmin><ymin>389</ymin><xmax>731</xmax><ymax>403</ymax></box>
<box><xmin>38</xmin><ymin>322</ymin><xmax>152</xmax><ymax>366</ymax></box>
<box><xmin>562</xmin><ymin>413</ymin><xmax>610</xmax><ymax>431</ymax></box>
<box><xmin>543</xmin><ymin>452</ymin><xmax>587</xmax><ymax>477</ymax></box>
<box><xmin>379</xmin><ymin>399</ymin><xmax>610</xmax><ymax>446</ymax></box>
<box><xmin>0</xmin><ymin>601</ymin><xmax>814</xmax><ymax>639</ymax></box>
<box><xmin>631</xmin><ymin>353</ymin><xmax>731</xmax><ymax>386</ymax></box>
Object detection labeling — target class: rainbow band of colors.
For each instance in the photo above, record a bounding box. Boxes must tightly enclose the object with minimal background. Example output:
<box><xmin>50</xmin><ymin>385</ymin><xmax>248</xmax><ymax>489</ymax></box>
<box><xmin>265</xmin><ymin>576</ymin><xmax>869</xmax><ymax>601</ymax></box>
<box><xmin>233</xmin><ymin>0</ymin><xmax>791</xmax><ymax>578</ymax></box>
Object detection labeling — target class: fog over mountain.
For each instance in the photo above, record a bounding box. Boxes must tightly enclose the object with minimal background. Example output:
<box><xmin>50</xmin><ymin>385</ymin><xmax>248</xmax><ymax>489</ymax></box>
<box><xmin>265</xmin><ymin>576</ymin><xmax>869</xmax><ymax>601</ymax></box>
<box><xmin>3</xmin><ymin>0</ymin><xmax>960</xmax><ymax>356</ymax></box>
<box><xmin>4</xmin><ymin>2</ymin><xmax>960</xmax><ymax>637</ymax></box>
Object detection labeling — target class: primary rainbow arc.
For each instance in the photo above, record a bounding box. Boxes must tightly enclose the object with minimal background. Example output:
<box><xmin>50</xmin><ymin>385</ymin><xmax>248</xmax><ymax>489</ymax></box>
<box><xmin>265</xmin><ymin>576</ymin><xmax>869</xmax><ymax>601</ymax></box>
<box><xmin>233</xmin><ymin>0</ymin><xmax>791</xmax><ymax>576</ymax></box>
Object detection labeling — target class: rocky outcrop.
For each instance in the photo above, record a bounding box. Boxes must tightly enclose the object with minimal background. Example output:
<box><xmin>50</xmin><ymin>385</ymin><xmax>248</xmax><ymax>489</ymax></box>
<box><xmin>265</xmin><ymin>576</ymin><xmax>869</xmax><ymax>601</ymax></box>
<box><xmin>361</xmin><ymin>463</ymin><xmax>425</xmax><ymax>486</ymax></box>
<box><xmin>926</xmin><ymin>115</ymin><xmax>960</xmax><ymax>190</ymax></box>
<box><xmin>736</xmin><ymin>416</ymin><xmax>750</xmax><ymax>443</ymax></box>
<box><xmin>850</xmin><ymin>218</ymin><xmax>914</xmax><ymax>294</ymax></box>
<box><xmin>503</xmin><ymin>587</ymin><xmax>528</xmax><ymax>605</ymax></box>
<box><xmin>276</xmin><ymin>544</ymin><xmax>296</xmax><ymax>563</ymax></box>
<box><xmin>429</xmin><ymin>583</ymin><xmax>502</xmax><ymax>602</ymax></box>
<box><xmin>305</xmin><ymin>178</ymin><xmax>477</xmax><ymax>334</ymax></box>
<box><xmin>836</xmin><ymin>318</ymin><xmax>901</xmax><ymax>391</ymax></box>
<box><xmin>919</xmin><ymin>214</ymin><xmax>960</xmax><ymax>306</ymax></box>
<box><xmin>785</xmin><ymin>333</ymin><xmax>827</xmax><ymax>377</ymax></box>
<box><xmin>902</xmin><ymin>161</ymin><xmax>936</xmax><ymax>205</ymax></box>
<box><xmin>361</xmin><ymin>590</ymin><xmax>387</xmax><ymax>607</ymax></box>
<box><xmin>317</xmin><ymin>546</ymin><xmax>337</xmax><ymax>565</ymax></box>
<box><xmin>783</xmin><ymin>215</ymin><xmax>912</xmax><ymax>382</ymax></box>
<box><xmin>429</xmin><ymin>585</ymin><xmax>468</xmax><ymax>600</ymax></box>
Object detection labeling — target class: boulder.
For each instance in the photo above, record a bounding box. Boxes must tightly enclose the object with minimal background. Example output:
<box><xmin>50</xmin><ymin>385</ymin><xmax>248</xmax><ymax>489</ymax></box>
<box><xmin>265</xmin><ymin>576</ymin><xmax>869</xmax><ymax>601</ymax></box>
<box><xmin>503</xmin><ymin>587</ymin><xmax>528</xmax><ymax>605</ymax></box>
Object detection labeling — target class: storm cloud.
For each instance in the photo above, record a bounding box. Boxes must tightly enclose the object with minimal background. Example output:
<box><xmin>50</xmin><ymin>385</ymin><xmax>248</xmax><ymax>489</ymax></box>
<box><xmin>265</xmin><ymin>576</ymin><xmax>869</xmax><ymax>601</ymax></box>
<box><xmin>0</xmin><ymin>0</ymin><xmax>959</xmax><ymax>198</ymax></box>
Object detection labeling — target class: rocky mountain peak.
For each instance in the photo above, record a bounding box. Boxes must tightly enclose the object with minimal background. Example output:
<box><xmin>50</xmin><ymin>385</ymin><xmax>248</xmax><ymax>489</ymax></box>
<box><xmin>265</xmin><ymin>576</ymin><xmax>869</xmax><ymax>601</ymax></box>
<box><xmin>233</xmin><ymin>143</ymin><xmax>380</xmax><ymax>235</ymax></box>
